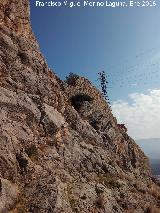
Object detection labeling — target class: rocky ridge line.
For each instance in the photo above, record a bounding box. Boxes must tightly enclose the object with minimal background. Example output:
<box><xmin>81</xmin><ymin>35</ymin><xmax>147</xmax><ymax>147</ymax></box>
<box><xmin>0</xmin><ymin>0</ymin><xmax>160</xmax><ymax>212</ymax></box>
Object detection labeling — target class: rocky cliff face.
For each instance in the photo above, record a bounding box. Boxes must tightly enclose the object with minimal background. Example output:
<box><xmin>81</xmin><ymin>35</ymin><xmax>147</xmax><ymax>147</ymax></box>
<box><xmin>0</xmin><ymin>1</ymin><xmax>160</xmax><ymax>212</ymax></box>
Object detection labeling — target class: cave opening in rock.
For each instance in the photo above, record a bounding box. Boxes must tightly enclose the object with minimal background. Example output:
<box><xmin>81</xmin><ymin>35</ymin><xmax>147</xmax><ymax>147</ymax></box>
<box><xmin>70</xmin><ymin>93</ymin><xmax>93</xmax><ymax>111</ymax></box>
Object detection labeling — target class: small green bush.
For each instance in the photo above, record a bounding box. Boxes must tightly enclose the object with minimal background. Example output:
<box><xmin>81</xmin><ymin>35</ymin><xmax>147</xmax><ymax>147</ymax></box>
<box><xmin>65</xmin><ymin>72</ymin><xmax>79</xmax><ymax>86</ymax></box>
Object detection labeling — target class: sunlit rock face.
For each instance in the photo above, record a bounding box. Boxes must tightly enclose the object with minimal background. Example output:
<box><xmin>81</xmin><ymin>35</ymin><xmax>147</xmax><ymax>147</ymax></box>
<box><xmin>0</xmin><ymin>0</ymin><xmax>160</xmax><ymax>212</ymax></box>
<box><xmin>0</xmin><ymin>0</ymin><xmax>31</xmax><ymax>36</ymax></box>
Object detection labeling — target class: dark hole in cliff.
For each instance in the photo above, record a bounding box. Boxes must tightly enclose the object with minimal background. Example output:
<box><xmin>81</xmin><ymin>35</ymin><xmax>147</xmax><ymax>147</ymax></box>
<box><xmin>17</xmin><ymin>51</ymin><xmax>30</xmax><ymax>65</ymax></box>
<box><xmin>25</xmin><ymin>144</ymin><xmax>38</xmax><ymax>160</ymax></box>
<box><xmin>4</xmin><ymin>6</ymin><xmax>11</xmax><ymax>17</ymax></box>
<box><xmin>95</xmin><ymin>195</ymin><xmax>104</xmax><ymax>208</ymax></box>
<box><xmin>70</xmin><ymin>93</ymin><xmax>93</xmax><ymax>111</ymax></box>
<box><xmin>16</xmin><ymin>153</ymin><xmax>28</xmax><ymax>173</ymax></box>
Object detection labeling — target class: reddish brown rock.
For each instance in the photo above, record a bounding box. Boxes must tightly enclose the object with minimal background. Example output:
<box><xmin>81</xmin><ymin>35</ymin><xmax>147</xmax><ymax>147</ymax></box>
<box><xmin>0</xmin><ymin>0</ymin><xmax>160</xmax><ymax>212</ymax></box>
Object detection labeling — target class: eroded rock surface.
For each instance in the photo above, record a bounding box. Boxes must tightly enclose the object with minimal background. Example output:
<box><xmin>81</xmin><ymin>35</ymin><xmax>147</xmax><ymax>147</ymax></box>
<box><xmin>0</xmin><ymin>1</ymin><xmax>160</xmax><ymax>212</ymax></box>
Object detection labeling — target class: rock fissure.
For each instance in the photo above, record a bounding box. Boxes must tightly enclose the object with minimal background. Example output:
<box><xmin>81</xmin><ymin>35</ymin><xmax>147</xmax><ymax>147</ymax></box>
<box><xmin>36</xmin><ymin>96</ymin><xmax>47</xmax><ymax>137</ymax></box>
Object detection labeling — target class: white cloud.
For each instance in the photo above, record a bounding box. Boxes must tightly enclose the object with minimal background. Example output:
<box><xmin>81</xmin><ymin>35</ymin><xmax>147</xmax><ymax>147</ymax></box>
<box><xmin>112</xmin><ymin>89</ymin><xmax>160</xmax><ymax>140</ymax></box>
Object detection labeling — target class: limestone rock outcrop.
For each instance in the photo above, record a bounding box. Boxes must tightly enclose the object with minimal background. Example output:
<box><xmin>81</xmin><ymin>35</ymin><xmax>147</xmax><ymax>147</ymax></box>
<box><xmin>0</xmin><ymin>1</ymin><xmax>160</xmax><ymax>212</ymax></box>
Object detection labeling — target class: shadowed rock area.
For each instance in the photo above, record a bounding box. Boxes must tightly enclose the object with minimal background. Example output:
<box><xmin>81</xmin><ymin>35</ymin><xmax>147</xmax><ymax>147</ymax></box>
<box><xmin>0</xmin><ymin>1</ymin><xmax>160</xmax><ymax>212</ymax></box>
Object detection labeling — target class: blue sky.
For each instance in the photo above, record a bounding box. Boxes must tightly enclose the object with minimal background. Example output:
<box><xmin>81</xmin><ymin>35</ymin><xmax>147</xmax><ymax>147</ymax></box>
<box><xmin>30</xmin><ymin>1</ymin><xmax>160</xmax><ymax>101</ymax></box>
<box><xmin>30</xmin><ymin>1</ymin><xmax>160</xmax><ymax>140</ymax></box>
